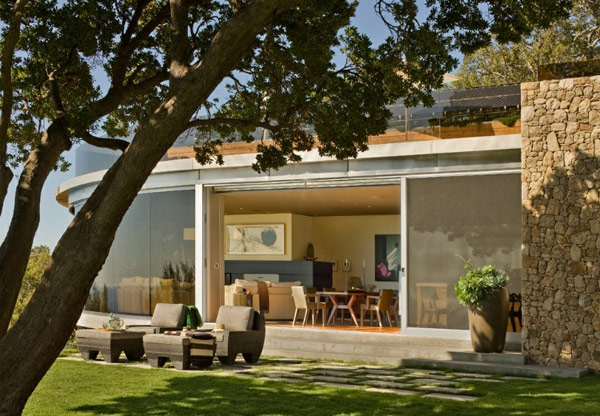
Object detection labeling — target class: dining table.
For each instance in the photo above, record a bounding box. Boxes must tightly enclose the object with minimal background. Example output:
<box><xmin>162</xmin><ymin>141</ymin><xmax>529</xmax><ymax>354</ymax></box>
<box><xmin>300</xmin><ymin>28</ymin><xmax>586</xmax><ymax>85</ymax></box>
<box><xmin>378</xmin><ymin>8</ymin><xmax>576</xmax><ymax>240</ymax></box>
<box><xmin>318</xmin><ymin>290</ymin><xmax>367</xmax><ymax>327</ymax></box>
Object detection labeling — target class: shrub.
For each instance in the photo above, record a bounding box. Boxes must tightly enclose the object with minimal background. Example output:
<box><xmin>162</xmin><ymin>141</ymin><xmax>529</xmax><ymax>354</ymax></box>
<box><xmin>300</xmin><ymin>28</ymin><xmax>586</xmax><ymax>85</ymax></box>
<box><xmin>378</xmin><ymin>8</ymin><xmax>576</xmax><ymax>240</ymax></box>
<box><xmin>455</xmin><ymin>258</ymin><xmax>509</xmax><ymax>307</ymax></box>
<box><xmin>10</xmin><ymin>246</ymin><xmax>51</xmax><ymax>328</ymax></box>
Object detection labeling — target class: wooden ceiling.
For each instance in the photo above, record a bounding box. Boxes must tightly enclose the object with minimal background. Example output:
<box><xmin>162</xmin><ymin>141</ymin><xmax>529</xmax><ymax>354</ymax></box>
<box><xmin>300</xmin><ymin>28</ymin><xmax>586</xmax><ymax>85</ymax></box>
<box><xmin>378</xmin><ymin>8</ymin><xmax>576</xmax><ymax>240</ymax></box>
<box><xmin>223</xmin><ymin>185</ymin><xmax>400</xmax><ymax>216</ymax></box>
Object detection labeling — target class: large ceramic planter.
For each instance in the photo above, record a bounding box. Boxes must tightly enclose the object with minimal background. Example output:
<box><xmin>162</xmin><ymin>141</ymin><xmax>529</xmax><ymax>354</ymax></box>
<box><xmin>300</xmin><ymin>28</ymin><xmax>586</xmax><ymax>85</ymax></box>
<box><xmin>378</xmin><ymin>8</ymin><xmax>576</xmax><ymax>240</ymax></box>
<box><xmin>467</xmin><ymin>287</ymin><xmax>509</xmax><ymax>353</ymax></box>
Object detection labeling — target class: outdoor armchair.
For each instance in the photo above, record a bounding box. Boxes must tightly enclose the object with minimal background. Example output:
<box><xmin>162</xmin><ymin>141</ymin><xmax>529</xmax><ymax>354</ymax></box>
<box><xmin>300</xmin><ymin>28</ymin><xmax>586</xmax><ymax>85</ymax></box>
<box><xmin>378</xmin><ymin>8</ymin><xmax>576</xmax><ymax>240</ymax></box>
<box><xmin>126</xmin><ymin>303</ymin><xmax>187</xmax><ymax>334</ymax></box>
<box><xmin>212</xmin><ymin>305</ymin><xmax>265</xmax><ymax>365</ymax></box>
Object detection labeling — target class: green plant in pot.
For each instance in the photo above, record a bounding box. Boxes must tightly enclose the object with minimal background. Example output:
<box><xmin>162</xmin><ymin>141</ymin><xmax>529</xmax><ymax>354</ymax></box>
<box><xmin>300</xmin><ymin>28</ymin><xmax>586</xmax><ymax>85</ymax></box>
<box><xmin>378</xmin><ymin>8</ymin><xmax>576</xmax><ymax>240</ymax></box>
<box><xmin>455</xmin><ymin>258</ymin><xmax>510</xmax><ymax>353</ymax></box>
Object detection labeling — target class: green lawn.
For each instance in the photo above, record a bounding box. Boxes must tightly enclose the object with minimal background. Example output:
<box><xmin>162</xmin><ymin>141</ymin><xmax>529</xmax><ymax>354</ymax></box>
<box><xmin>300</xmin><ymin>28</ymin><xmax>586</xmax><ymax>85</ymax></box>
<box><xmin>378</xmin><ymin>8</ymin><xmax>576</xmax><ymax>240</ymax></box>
<box><xmin>24</xmin><ymin>359</ymin><xmax>600</xmax><ymax>416</ymax></box>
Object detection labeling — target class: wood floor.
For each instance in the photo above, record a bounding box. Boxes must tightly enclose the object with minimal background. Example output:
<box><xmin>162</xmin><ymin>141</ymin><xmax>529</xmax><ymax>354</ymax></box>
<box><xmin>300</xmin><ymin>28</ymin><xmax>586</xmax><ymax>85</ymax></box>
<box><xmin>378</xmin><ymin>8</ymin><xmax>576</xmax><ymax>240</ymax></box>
<box><xmin>266</xmin><ymin>321</ymin><xmax>401</xmax><ymax>333</ymax></box>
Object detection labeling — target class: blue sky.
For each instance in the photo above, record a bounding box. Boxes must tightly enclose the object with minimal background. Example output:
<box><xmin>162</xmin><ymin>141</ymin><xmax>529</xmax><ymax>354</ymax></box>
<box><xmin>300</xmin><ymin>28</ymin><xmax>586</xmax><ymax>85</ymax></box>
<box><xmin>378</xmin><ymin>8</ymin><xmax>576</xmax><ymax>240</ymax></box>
<box><xmin>0</xmin><ymin>1</ymin><xmax>442</xmax><ymax>250</ymax></box>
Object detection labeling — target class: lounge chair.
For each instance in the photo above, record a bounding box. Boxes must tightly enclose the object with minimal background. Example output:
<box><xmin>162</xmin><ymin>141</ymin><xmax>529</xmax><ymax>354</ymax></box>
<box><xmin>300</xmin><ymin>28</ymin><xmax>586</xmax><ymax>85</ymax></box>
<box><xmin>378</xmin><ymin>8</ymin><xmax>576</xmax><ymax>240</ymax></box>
<box><xmin>126</xmin><ymin>303</ymin><xmax>187</xmax><ymax>334</ymax></box>
<box><xmin>212</xmin><ymin>305</ymin><xmax>265</xmax><ymax>365</ymax></box>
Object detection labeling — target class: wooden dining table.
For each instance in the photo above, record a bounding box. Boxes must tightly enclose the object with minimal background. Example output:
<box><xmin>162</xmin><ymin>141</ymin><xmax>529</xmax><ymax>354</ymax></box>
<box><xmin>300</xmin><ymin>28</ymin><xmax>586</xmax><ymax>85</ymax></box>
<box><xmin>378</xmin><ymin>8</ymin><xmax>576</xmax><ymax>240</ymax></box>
<box><xmin>318</xmin><ymin>291</ymin><xmax>366</xmax><ymax>327</ymax></box>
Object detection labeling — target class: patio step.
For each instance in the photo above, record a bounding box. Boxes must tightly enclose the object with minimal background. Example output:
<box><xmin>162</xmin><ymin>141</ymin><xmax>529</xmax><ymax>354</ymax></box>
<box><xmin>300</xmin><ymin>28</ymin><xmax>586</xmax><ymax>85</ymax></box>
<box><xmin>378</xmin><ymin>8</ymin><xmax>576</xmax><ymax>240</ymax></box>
<box><xmin>445</xmin><ymin>351</ymin><xmax>525</xmax><ymax>365</ymax></box>
<box><xmin>399</xmin><ymin>358</ymin><xmax>589</xmax><ymax>378</ymax></box>
<box><xmin>263</xmin><ymin>327</ymin><xmax>476</xmax><ymax>365</ymax></box>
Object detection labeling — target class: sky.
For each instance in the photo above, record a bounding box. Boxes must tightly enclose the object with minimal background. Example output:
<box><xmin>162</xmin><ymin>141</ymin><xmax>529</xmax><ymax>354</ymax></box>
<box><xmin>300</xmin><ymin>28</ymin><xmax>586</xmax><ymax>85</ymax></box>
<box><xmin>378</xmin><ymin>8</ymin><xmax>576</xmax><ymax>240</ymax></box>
<box><xmin>0</xmin><ymin>1</ymin><xmax>436</xmax><ymax>250</ymax></box>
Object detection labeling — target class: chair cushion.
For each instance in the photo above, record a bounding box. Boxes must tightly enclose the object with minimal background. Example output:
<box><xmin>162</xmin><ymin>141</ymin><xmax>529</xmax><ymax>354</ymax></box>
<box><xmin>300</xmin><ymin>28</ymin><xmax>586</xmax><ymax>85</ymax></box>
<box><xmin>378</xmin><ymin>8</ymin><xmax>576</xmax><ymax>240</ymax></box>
<box><xmin>150</xmin><ymin>303</ymin><xmax>186</xmax><ymax>327</ymax></box>
<box><xmin>215</xmin><ymin>305</ymin><xmax>254</xmax><ymax>331</ymax></box>
<box><xmin>143</xmin><ymin>333</ymin><xmax>190</xmax><ymax>346</ymax></box>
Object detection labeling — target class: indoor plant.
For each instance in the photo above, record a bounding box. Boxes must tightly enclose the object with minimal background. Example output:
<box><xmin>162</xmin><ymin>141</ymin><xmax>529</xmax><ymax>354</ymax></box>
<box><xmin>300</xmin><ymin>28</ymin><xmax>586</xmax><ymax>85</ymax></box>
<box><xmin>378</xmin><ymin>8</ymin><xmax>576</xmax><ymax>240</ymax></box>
<box><xmin>455</xmin><ymin>259</ymin><xmax>509</xmax><ymax>353</ymax></box>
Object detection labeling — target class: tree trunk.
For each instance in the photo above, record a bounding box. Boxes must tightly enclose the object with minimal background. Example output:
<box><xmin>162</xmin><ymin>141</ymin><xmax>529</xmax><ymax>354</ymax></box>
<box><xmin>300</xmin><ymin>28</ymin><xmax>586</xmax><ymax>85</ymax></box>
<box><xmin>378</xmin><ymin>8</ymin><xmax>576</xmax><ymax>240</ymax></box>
<box><xmin>0</xmin><ymin>164</ymin><xmax>13</xmax><ymax>217</ymax></box>
<box><xmin>0</xmin><ymin>1</ymin><xmax>297</xmax><ymax>414</ymax></box>
<box><xmin>0</xmin><ymin>119</ymin><xmax>71</xmax><ymax>336</ymax></box>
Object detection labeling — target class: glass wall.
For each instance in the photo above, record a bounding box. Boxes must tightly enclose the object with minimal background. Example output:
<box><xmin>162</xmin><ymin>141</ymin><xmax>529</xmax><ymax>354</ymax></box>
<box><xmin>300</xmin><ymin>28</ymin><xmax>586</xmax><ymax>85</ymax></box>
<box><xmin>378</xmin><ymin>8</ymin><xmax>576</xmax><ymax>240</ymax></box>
<box><xmin>406</xmin><ymin>174</ymin><xmax>521</xmax><ymax>330</ymax></box>
<box><xmin>85</xmin><ymin>190</ymin><xmax>195</xmax><ymax>316</ymax></box>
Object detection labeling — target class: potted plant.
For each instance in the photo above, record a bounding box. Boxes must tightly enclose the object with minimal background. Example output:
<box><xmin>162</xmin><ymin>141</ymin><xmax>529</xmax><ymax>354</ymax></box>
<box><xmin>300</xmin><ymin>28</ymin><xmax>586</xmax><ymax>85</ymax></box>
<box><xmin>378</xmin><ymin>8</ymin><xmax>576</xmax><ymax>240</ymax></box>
<box><xmin>455</xmin><ymin>259</ymin><xmax>510</xmax><ymax>353</ymax></box>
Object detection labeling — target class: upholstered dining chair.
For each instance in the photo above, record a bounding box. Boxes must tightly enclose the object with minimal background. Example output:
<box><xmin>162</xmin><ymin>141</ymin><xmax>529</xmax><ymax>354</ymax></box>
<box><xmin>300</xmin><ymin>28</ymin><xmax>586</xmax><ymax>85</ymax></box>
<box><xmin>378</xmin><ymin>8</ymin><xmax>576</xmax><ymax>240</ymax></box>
<box><xmin>360</xmin><ymin>289</ymin><xmax>394</xmax><ymax>327</ymax></box>
<box><xmin>291</xmin><ymin>286</ymin><xmax>327</xmax><ymax>327</ymax></box>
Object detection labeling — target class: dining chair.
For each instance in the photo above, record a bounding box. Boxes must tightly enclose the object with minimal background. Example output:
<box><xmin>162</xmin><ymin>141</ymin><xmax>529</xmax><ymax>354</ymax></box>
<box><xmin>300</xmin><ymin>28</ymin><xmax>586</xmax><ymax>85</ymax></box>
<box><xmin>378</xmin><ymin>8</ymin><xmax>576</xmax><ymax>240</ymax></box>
<box><xmin>291</xmin><ymin>286</ymin><xmax>327</xmax><ymax>327</ymax></box>
<box><xmin>360</xmin><ymin>289</ymin><xmax>394</xmax><ymax>327</ymax></box>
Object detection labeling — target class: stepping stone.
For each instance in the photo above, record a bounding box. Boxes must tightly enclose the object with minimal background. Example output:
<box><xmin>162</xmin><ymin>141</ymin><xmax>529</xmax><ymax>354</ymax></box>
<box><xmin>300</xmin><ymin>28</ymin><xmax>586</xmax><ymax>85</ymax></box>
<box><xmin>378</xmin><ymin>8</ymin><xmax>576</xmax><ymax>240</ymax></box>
<box><xmin>362</xmin><ymin>369</ymin><xmax>400</xmax><ymax>376</ymax></box>
<box><xmin>452</xmin><ymin>372</ymin><xmax>492</xmax><ymax>378</ymax></box>
<box><xmin>365</xmin><ymin>387</ymin><xmax>418</xmax><ymax>396</ymax></box>
<box><xmin>317</xmin><ymin>363</ymin><xmax>360</xmax><ymax>369</ymax></box>
<box><xmin>417</xmin><ymin>385</ymin><xmax>472</xmax><ymax>394</ymax></box>
<box><xmin>312</xmin><ymin>370</ymin><xmax>356</xmax><ymax>377</ymax></box>
<box><xmin>262</xmin><ymin>366</ymin><xmax>305</xmax><ymax>372</ymax></box>
<box><xmin>363</xmin><ymin>380</ymin><xmax>411</xmax><ymax>389</ymax></box>
<box><xmin>263</xmin><ymin>377</ymin><xmax>306</xmax><ymax>383</ymax></box>
<box><xmin>314</xmin><ymin>382</ymin><xmax>361</xmax><ymax>389</ymax></box>
<box><xmin>408</xmin><ymin>373</ymin><xmax>453</xmax><ymax>380</ymax></box>
<box><xmin>501</xmin><ymin>376</ymin><xmax>547</xmax><ymax>381</ymax></box>
<box><xmin>408</xmin><ymin>378</ymin><xmax>456</xmax><ymax>386</ymax></box>
<box><xmin>400</xmin><ymin>368</ymin><xmax>442</xmax><ymax>374</ymax></box>
<box><xmin>455</xmin><ymin>377</ymin><xmax>502</xmax><ymax>383</ymax></box>
<box><xmin>423</xmin><ymin>393</ymin><xmax>478</xmax><ymax>402</ymax></box>
<box><xmin>263</xmin><ymin>371</ymin><xmax>305</xmax><ymax>378</ymax></box>
<box><xmin>313</xmin><ymin>365</ymin><xmax>359</xmax><ymax>371</ymax></box>
<box><xmin>312</xmin><ymin>376</ymin><xmax>357</xmax><ymax>384</ymax></box>
<box><xmin>363</xmin><ymin>374</ymin><xmax>406</xmax><ymax>381</ymax></box>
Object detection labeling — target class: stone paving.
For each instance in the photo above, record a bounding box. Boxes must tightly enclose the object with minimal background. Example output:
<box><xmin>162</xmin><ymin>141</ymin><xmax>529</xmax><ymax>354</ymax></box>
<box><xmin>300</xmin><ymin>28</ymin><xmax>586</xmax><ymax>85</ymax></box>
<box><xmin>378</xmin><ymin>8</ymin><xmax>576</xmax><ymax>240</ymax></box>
<box><xmin>61</xmin><ymin>355</ymin><xmax>548</xmax><ymax>402</ymax></box>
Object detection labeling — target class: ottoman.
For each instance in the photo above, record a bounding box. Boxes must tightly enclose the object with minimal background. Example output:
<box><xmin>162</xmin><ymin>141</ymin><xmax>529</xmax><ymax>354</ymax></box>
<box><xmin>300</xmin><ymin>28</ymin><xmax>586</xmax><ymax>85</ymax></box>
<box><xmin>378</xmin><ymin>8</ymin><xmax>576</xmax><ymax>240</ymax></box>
<box><xmin>143</xmin><ymin>333</ymin><xmax>216</xmax><ymax>370</ymax></box>
<box><xmin>76</xmin><ymin>329</ymin><xmax>145</xmax><ymax>363</ymax></box>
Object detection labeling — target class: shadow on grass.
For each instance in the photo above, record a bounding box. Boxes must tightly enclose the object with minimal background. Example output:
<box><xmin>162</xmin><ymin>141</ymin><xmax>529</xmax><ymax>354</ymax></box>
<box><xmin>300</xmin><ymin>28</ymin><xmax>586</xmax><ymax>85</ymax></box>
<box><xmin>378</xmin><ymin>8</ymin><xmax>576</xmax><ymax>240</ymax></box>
<box><xmin>68</xmin><ymin>370</ymin><xmax>600</xmax><ymax>416</ymax></box>
<box><xmin>27</xmin><ymin>360</ymin><xmax>600</xmax><ymax>416</ymax></box>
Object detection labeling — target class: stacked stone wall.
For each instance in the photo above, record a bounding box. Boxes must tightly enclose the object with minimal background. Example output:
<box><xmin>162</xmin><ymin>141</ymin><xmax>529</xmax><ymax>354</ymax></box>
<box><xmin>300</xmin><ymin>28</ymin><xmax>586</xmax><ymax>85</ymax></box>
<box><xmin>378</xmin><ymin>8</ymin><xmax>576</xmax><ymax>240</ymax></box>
<box><xmin>522</xmin><ymin>76</ymin><xmax>600</xmax><ymax>371</ymax></box>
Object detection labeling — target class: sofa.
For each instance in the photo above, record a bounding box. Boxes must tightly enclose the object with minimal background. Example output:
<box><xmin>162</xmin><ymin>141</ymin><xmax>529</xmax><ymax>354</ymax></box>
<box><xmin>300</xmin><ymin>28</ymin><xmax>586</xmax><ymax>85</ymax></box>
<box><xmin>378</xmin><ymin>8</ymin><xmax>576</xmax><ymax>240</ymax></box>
<box><xmin>224</xmin><ymin>279</ymin><xmax>299</xmax><ymax>320</ymax></box>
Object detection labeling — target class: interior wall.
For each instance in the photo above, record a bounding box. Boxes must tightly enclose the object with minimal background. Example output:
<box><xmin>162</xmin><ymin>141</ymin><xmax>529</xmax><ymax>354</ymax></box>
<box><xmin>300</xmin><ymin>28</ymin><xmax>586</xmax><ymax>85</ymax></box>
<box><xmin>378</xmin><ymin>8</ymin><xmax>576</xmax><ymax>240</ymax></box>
<box><xmin>291</xmin><ymin>214</ymin><xmax>313</xmax><ymax>260</ymax></box>
<box><xmin>310</xmin><ymin>215</ymin><xmax>401</xmax><ymax>291</ymax></box>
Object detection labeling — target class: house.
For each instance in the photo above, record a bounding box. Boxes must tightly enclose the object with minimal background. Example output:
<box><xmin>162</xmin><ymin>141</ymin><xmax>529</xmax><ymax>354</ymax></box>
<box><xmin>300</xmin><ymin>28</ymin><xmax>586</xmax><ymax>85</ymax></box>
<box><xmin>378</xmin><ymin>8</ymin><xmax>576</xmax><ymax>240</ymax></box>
<box><xmin>57</xmin><ymin>71</ymin><xmax>600</xmax><ymax>371</ymax></box>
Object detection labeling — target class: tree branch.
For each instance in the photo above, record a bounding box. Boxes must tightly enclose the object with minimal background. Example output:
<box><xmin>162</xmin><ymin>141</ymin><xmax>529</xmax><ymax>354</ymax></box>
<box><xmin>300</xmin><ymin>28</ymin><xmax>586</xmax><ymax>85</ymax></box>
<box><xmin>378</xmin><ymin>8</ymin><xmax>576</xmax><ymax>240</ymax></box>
<box><xmin>169</xmin><ymin>0</ymin><xmax>191</xmax><ymax>81</ymax></box>
<box><xmin>186</xmin><ymin>117</ymin><xmax>278</xmax><ymax>132</ymax></box>
<box><xmin>112</xmin><ymin>3</ymin><xmax>170</xmax><ymax>88</ymax></box>
<box><xmin>0</xmin><ymin>0</ymin><xmax>29</xmax><ymax>216</ymax></box>
<box><xmin>80</xmin><ymin>131</ymin><xmax>129</xmax><ymax>152</ymax></box>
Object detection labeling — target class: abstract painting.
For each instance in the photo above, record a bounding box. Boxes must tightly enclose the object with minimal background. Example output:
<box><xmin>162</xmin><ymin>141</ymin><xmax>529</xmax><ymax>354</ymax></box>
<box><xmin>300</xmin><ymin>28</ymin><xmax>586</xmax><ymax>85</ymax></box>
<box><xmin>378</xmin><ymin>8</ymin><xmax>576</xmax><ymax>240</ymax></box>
<box><xmin>226</xmin><ymin>224</ymin><xmax>285</xmax><ymax>255</ymax></box>
<box><xmin>374</xmin><ymin>234</ymin><xmax>400</xmax><ymax>282</ymax></box>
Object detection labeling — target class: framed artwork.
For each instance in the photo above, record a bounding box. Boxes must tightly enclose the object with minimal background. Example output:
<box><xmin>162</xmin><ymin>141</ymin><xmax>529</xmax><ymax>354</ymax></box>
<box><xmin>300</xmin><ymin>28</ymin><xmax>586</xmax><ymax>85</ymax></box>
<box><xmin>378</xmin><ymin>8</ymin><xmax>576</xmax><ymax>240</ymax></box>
<box><xmin>226</xmin><ymin>224</ymin><xmax>285</xmax><ymax>255</ymax></box>
<box><xmin>374</xmin><ymin>234</ymin><xmax>400</xmax><ymax>282</ymax></box>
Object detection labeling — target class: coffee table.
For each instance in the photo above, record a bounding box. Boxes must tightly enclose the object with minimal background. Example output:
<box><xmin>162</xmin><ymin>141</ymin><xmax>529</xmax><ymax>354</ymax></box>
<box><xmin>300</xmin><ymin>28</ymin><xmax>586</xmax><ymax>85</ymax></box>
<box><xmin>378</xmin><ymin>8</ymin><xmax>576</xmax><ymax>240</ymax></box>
<box><xmin>76</xmin><ymin>329</ymin><xmax>145</xmax><ymax>363</ymax></box>
<box><xmin>143</xmin><ymin>332</ymin><xmax>216</xmax><ymax>370</ymax></box>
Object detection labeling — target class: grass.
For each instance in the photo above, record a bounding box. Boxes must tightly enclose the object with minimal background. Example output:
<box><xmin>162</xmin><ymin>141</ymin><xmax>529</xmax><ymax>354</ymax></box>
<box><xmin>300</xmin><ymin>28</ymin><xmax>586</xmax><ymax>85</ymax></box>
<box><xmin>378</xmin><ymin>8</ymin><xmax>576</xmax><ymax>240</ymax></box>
<box><xmin>24</xmin><ymin>359</ymin><xmax>600</xmax><ymax>416</ymax></box>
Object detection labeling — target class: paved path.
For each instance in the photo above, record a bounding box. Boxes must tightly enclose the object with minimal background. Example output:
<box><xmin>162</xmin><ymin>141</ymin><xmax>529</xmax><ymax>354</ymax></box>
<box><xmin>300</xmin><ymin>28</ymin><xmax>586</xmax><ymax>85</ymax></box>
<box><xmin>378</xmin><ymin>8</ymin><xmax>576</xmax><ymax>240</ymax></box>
<box><xmin>61</xmin><ymin>355</ymin><xmax>547</xmax><ymax>402</ymax></box>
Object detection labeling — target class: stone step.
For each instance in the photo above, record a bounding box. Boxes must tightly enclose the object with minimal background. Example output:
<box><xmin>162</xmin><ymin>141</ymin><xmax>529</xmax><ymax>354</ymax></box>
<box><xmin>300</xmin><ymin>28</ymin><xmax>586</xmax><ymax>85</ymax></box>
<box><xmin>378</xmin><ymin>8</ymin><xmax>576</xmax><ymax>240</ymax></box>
<box><xmin>263</xmin><ymin>337</ymin><xmax>470</xmax><ymax>362</ymax></box>
<box><xmin>399</xmin><ymin>358</ymin><xmax>589</xmax><ymax>378</ymax></box>
<box><xmin>446</xmin><ymin>351</ymin><xmax>525</xmax><ymax>365</ymax></box>
<box><xmin>265</xmin><ymin>327</ymin><xmax>473</xmax><ymax>350</ymax></box>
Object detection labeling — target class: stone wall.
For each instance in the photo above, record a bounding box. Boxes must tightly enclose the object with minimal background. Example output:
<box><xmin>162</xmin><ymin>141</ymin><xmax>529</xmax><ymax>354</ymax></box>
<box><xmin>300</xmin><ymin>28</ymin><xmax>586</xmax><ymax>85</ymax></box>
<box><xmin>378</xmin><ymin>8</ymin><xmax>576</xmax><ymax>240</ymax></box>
<box><xmin>522</xmin><ymin>76</ymin><xmax>600</xmax><ymax>371</ymax></box>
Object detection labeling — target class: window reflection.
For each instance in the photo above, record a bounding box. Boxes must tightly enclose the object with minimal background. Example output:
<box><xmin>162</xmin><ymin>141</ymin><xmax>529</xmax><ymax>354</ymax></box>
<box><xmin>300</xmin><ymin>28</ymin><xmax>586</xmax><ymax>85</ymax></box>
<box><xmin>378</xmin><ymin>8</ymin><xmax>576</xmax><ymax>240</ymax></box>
<box><xmin>85</xmin><ymin>190</ymin><xmax>195</xmax><ymax>316</ymax></box>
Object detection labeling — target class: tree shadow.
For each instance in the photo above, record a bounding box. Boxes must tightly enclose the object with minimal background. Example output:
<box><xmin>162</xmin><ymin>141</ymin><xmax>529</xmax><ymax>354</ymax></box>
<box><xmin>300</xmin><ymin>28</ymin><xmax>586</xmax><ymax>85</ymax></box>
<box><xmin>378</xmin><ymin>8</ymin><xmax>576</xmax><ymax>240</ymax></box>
<box><xmin>522</xmin><ymin>149</ymin><xmax>600</xmax><ymax>368</ymax></box>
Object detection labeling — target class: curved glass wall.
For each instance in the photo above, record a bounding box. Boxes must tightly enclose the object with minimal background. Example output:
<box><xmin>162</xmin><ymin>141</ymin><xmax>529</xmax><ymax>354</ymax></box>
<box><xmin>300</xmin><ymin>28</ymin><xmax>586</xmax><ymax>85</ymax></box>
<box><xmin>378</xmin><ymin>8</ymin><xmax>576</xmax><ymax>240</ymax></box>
<box><xmin>85</xmin><ymin>189</ymin><xmax>195</xmax><ymax>316</ymax></box>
